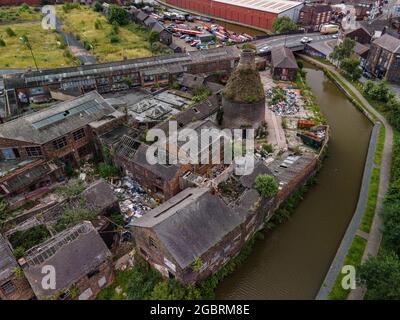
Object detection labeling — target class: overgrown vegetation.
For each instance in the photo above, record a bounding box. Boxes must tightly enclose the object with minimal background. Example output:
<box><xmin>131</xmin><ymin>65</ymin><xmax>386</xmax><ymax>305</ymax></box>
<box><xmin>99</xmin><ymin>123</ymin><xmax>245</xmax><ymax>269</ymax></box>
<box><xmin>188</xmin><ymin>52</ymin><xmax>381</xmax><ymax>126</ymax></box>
<box><xmin>222</xmin><ymin>68</ymin><xmax>264</xmax><ymax>103</ymax></box>
<box><xmin>56</xmin><ymin>5</ymin><xmax>155</xmax><ymax>62</ymax></box>
<box><xmin>55</xmin><ymin>206</ymin><xmax>97</xmax><ymax>232</ymax></box>
<box><xmin>56</xmin><ymin>179</ymin><xmax>85</xmax><ymax>198</ymax></box>
<box><xmin>98</xmin><ymin>231</ymin><xmax>264</xmax><ymax>300</ymax></box>
<box><xmin>191</xmin><ymin>86</ymin><xmax>211</xmax><ymax>103</ymax></box>
<box><xmin>356</xmin><ymin>131</ymin><xmax>400</xmax><ymax>299</ymax></box>
<box><xmin>362</xmin><ymin>80</ymin><xmax>400</xmax><ymax>132</ymax></box>
<box><xmin>266</xmin><ymin>181</ymin><xmax>311</xmax><ymax>229</ymax></box>
<box><xmin>96</xmin><ymin>163</ymin><xmax>120</xmax><ymax>179</ymax></box>
<box><xmin>255</xmin><ymin>174</ymin><xmax>278</xmax><ymax>199</ymax></box>
<box><xmin>0</xmin><ymin>5</ymin><xmax>41</xmax><ymax>23</ymax></box>
<box><xmin>9</xmin><ymin>225</ymin><xmax>51</xmax><ymax>258</ymax></box>
<box><xmin>272</xmin><ymin>16</ymin><xmax>298</xmax><ymax>34</ymax></box>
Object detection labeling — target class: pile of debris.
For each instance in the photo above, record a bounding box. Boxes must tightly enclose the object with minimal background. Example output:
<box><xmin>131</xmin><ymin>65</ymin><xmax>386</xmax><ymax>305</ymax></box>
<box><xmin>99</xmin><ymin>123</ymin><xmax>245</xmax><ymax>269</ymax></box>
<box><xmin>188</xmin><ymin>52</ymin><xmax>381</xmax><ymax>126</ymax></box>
<box><xmin>112</xmin><ymin>176</ymin><xmax>157</xmax><ymax>224</ymax></box>
<box><xmin>267</xmin><ymin>88</ymin><xmax>300</xmax><ymax>116</ymax></box>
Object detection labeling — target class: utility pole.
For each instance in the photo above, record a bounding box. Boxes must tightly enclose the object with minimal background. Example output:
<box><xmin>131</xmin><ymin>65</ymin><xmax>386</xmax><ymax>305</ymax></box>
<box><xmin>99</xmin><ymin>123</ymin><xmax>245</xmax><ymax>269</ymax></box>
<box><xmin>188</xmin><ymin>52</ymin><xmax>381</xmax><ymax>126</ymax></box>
<box><xmin>19</xmin><ymin>35</ymin><xmax>38</xmax><ymax>70</ymax></box>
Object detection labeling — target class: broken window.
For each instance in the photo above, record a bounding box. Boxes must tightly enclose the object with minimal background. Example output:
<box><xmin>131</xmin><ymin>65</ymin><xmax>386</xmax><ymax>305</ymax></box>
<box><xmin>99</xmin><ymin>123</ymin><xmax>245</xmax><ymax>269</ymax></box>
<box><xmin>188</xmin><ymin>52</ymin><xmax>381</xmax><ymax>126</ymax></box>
<box><xmin>78</xmin><ymin>144</ymin><xmax>92</xmax><ymax>158</ymax></box>
<box><xmin>73</xmin><ymin>128</ymin><xmax>86</xmax><ymax>141</ymax></box>
<box><xmin>149</xmin><ymin>236</ymin><xmax>157</xmax><ymax>249</ymax></box>
<box><xmin>87</xmin><ymin>269</ymin><xmax>100</xmax><ymax>279</ymax></box>
<box><xmin>52</xmin><ymin>137</ymin><xmax>68</xmax><ymax>150</ymax></box>
<box><xmin>1</xmin><ymin>281</ymin><xmax>15</xmax><ymax>296</ymax></box>
<box><xmin>25</xmin><ymin>146</ymin><xmax>42</xmax><ymax>157</ymax></box>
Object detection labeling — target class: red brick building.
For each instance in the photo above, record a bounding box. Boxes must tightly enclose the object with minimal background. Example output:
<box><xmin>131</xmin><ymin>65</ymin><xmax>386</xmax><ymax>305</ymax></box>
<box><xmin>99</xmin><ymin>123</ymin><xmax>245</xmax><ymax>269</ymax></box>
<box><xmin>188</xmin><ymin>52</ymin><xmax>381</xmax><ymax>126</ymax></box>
<box><xmin>298</xmin><ymin>4</ymin><xmax>332</xmax><ymax>31</ymax></box>
<box><xmin>166</xmin><ymin>0</ymin><xmax>304</xmax><ymax>31</ymax></box>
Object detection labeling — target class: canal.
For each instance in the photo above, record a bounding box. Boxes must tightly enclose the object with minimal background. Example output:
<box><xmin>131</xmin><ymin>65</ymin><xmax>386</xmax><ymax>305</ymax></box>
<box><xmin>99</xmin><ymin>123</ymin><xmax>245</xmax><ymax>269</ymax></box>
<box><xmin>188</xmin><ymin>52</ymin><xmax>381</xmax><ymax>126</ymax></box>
<box><xmin>216</xmin><ymin>64</ymin><xmax>373</xmax><ymax>299</ymax></box>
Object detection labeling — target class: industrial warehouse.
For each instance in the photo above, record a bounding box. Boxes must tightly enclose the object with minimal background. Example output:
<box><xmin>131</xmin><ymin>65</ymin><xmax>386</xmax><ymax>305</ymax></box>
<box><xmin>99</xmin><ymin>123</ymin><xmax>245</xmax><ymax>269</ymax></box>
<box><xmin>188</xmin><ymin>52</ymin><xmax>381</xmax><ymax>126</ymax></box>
<box><xmin>165</xmin><ymin>0</ymin><xmax>304</xmax><ymax>30</ymax></box>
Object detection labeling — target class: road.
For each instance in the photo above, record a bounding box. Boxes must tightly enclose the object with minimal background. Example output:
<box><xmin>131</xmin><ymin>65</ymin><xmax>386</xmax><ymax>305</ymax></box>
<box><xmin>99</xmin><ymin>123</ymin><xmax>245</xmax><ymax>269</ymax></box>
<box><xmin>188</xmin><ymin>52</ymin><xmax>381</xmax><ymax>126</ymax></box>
<box><xmin>253</xmin><ymin>33</ymin><xmax>338</xmax><ymax>53</ymax></box>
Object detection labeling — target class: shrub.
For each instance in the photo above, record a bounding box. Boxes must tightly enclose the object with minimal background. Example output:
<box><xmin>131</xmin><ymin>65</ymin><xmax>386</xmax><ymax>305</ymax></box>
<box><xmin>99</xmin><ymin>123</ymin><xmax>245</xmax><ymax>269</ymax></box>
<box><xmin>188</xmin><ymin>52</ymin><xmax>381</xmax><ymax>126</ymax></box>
<box><xmin>94</xmin><ymin>1</ymin><xmax>103</xmax><ymax>12</ymax></box>
<box><xmin>0</xmin><ymin>39</ymin><xmax>5</xmax><ymax>47</ymax></box>
<box><xmin>97</xmin><ymin>163</ymin><xmax>120</xmax><ymax>179</ymax></box>
<box><xmin>55</xmin><ymin>206</ymin><xmax>97</xmax><ymax>232</ymax></box>
<box><xmin>56</xmin><ymin>179</ymin><xmax>85</xmax><ymax>198</ymax></box>
<box><xmin>255</xmin><ymin>174</ymin><xmax>279</xmax><ymax>198</ymax></box>
<box><xmin>5</xmin><ymin>27</ymin><xmax>16</xmax><ymax>37</ymax></box>
<box><xmin>107</xmin><ymin>5</ymin><xmax>129</xmax><ymax>26</ymax></box>
<box><xmin>9</xmin><ymin>225</ymin><xmax>51</xmax><ymax>256</ymax></box>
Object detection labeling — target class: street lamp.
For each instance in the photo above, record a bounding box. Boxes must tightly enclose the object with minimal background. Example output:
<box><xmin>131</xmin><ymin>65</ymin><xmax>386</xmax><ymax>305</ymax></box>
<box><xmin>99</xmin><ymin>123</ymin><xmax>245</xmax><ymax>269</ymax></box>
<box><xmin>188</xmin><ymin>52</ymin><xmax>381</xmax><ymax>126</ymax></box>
<box><xmin>19</xmin><ymin>35</ymin><xmax>38</xmax><ymax>70</ymax></box>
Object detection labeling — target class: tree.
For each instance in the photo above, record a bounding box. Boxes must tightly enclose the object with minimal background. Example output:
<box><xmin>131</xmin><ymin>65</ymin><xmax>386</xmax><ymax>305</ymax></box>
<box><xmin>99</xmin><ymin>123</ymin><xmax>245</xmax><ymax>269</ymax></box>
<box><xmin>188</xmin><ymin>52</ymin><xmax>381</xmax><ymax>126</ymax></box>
<box><xmin>242</xmin><ymin>43</ymin><xmax>256</xmax><ymax>51</ymax></box>
<box><xmin>358</xmin><ymin>251</ymin><xmax>400</xmax><ymax>299</ymax></box>
<box><xmin>150</xmin><ymin>280</ymin><xmax>186</xmax><ymax>300</ymax></box>
<box><xmin>330</xmin><ymin>38</ymin><xmax>355</xmax><ymax>62</ymax></box>
<box><xmin>5</xmin><ymin>27</ymin><xmax>16</xmax><ymax>37</ymax></box>
<box><xmin>94</xmin><ymin>0</ymin><xmax>103</xmax><ymax>12</ymax></box>
<box><xmin>107</xmin><ymin>5</ymin><xmax>129</xmax><ymax>26</ymax></box>
<box><xmin>272</xmin><ymin>16</ymin><xmax>298</xmax><ymax>34</ymax></box>
<box><xmin>381</xmin><ymin>201</ymin><xmax>400</xmax><ymax>255</ymax></box>
<box><xmin>148</xmin><ymin>30</ymin><xmax>159</xmax><ymax>44</ymax></box>
<box><xmin>255</xmin><ymin>174</ymin><xmax>279</xmax><ymax>198</ymax></box>
<box><xmin>388</xmin><ymin>101</ymin><xmax>400</xmax><ymax>131</ymax></box>
<box><xmin>0</xmin><ymin>198</ymin><xmax>9</xmax><ymax>222</ymax></box>
<box><xmin>367</xmin><ymin>80</ymin><xmax>392</xmax><ymax>103</ymax></box>
<box><xmin>340</xmin><ymin>57</ymin><xmax>362</xmax><ymax>81</ymax></box>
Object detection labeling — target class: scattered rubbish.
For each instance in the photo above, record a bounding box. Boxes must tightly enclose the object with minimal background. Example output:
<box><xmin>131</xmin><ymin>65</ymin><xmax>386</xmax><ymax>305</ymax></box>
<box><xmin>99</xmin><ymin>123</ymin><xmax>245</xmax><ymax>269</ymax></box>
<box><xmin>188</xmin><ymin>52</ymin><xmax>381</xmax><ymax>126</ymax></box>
<box><xmin>267</xmin><ymin>88</ymin><xmax>301</xmax><ymax>116</ymax></box>
<box><xmin>112</xmin><ymin>176</ymin><xmax>156</xmax><ymax>226</ymax></box>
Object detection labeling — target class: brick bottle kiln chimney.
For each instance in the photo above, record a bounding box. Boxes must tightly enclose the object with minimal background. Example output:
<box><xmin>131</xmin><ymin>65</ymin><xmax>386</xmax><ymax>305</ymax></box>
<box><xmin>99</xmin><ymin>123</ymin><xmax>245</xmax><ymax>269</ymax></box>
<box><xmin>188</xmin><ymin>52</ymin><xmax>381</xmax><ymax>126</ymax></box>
<box><xmin>221</xmin><ymin>49</ymin><xmax>265</xmax><ymax>129</ymax></box>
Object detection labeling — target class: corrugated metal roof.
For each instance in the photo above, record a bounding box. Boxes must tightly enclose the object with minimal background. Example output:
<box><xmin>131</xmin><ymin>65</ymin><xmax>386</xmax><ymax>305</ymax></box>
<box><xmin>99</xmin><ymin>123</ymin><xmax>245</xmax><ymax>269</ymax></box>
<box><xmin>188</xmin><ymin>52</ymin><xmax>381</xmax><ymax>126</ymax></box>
<box><xmin>213</xmin><ymin>0</ymin><xmax>303</xmax><ymax>14</ymax></box>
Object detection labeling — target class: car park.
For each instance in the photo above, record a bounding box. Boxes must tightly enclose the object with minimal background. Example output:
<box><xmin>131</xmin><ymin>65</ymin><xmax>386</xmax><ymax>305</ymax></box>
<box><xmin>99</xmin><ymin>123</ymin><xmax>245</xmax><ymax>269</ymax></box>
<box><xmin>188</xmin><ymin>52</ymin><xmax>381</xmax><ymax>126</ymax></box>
<box><xmin>191</xmin><ymin>40</ymin><xmax>201</xmax><ymax>47</ymax></box>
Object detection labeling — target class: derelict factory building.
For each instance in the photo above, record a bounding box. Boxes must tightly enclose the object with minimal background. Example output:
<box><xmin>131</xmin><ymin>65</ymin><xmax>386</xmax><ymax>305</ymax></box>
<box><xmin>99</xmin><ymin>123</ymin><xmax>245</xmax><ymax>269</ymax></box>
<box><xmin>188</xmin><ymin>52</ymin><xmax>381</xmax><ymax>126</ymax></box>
<box><xmin>166</xmin><ymin>0</ymin><xmax>304</xmax><ymax>31</ymax></box>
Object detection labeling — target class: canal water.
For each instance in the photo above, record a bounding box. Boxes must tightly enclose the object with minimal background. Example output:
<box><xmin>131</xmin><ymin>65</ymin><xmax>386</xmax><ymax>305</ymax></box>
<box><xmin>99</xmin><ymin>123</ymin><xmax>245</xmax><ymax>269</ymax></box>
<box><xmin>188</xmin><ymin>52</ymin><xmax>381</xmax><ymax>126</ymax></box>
<box><xmin>216</xmin><ymin>65</ymin><xmax>373</xmax><ymax>299</ymax></box>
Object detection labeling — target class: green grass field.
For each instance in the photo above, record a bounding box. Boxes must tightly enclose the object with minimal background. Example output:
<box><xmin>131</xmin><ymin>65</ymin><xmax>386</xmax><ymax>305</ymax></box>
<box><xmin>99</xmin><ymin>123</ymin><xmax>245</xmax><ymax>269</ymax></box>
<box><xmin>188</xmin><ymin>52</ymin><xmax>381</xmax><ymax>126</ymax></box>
<box><xmin>56</xmin><ymin>5</ymin><xmax>153</xmax><ymax>62</ymax></box>
<box><xmin>0</xmin><ymin>22</ymin><xmax>73</xmax><ymax>68</ymax></box>
<box><xmin>0</xmin><ymin>5</ymin><xmax>41</xmax><ymax>24</ymax></box>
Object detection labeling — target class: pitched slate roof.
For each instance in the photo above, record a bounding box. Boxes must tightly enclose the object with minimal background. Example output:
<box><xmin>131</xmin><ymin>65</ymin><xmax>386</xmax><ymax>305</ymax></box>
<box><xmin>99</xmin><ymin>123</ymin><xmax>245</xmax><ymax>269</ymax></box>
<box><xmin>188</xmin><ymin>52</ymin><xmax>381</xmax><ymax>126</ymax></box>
<box><xmin>23</xmin><ymin>221</ymin><xmax>111</xmax><ymax>299</ymax></box>
<box><xmin>132</xmin><ymin>187</ymin><xmax>245</xmax><ymax>269</ymax></box>
<box><xmin>0</xmin><ymin>234</ymin><xmax>17</xmax><ymax>282</ymax></box>
<box><xmin>271</xmin><ymin>46</ymin><xmax>299</xmax><ymax>69</ymax></box>
<box><xmin>0</xmin><ymin>91</ymin><xmax>120</xmax><ymax>145</ymax></box>
<box><xmin>81</xmin><ymin>179</ymin><xmax>118</xmax><ymax>213</ymax></box>
<box><xmin>372</xmin><ymin>33</ymin><xmax>400</xmax><ymax>53</ymax></box>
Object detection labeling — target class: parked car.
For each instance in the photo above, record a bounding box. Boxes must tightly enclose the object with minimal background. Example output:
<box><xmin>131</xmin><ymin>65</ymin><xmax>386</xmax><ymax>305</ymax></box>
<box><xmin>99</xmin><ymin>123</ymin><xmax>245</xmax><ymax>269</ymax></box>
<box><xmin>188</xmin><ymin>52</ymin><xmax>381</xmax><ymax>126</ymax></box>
<box><xmin>259</xmin><ymin>46</ymin><xmax>270</xmax><ymax>54</ymax></box>
<box><xmin>186</xmin><ymin>15</ymin><xmax>194</xmax><ymax>22</ymax></box>
<box><xmin>173</xmin><ymin>32</ymin><xmax>181</xmax><ymax>37</ymax></box>
<box><xmin>191</xmin><ymin>40</ymin><xmax>201</xmax><ymax>47</ymax></box>
<box><xmin>332</xmin><ymin>34</ymin><xmax>339</xmax><ymax>39</ymax></box>
<box><xmin>208</xmin><ymin>40</ymin><xmax>216</xmax><ymax>45</ymax></box>
<box><xmin>180</xmin><ymin>34</ymin><xmax>187</xmax><ymax>39</ymax></box>
<box><xmin>196</xmin><ymin>43</ymin><xmax>206</xmax><ymax>49</ymax></box>
<box><xmin>185</xmin><ymin>36</ymin><xmax>193</xmax><ymax>43</ymax></box>
<box><xmin>300</xmin><ymin>37</ymin><xmax>312</xmax><ymax>44</ymax></box>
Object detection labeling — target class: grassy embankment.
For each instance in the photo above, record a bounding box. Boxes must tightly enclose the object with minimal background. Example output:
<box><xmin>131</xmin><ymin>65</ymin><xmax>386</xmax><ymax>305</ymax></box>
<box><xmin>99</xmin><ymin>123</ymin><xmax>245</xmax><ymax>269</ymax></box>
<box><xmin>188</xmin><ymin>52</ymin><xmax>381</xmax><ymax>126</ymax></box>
<box><xmin>56</xmin><ymin>5</ymin><xmax>154</xmax><ymax>62</ymax></box>
<box><xmin>0</xmin><ymin>5</ymin><xmax>73</xmax><ymax>68</ymax></box>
